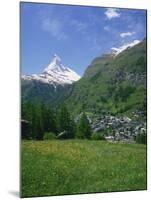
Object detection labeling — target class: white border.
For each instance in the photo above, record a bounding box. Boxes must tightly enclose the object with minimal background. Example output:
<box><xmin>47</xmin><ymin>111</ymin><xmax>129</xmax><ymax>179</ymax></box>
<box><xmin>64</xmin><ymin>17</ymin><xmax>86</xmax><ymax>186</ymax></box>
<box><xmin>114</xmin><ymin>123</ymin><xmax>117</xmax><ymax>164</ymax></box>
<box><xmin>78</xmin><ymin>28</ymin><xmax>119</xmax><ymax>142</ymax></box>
<box><xmin>0</xmin><ymin>0</ymin><xmax>150</xmax><ymax>199</ymax></box>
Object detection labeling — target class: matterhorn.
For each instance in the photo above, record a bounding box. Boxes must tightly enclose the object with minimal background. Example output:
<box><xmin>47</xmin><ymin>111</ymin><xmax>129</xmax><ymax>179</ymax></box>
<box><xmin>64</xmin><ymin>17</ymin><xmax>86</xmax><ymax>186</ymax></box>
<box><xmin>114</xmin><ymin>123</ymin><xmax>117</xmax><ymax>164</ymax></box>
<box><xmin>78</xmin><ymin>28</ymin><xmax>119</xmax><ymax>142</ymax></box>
<box><xmin>22</xmin><ymin>54</ymin><xmax>81</xmax><ymax>86</ymax></box>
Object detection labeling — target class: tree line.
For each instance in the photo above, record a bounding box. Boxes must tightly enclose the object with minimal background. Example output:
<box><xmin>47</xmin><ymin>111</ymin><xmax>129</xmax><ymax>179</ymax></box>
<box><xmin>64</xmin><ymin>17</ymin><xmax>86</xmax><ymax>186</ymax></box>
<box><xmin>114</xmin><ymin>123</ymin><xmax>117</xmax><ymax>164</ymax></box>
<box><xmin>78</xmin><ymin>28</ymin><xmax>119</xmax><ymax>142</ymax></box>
<box><xmin>21</xmin><ymin>102</ymin><xmax>91</xmax><ymax>140</ymax></box>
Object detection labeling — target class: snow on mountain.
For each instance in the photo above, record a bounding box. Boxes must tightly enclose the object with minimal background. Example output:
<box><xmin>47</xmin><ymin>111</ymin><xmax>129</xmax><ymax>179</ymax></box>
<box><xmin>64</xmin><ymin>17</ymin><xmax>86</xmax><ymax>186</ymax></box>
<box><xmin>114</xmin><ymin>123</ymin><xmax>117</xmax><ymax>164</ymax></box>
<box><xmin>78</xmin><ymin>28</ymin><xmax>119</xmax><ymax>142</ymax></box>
<box><xmin>111</xmin><ymin>40</ymin><xmax>140</xmax><ymax>56</ymax></box>
<box><xmin>22</xmin><ymin>54</ymin><xmax>81</xmax><ymax>85</ymax></box>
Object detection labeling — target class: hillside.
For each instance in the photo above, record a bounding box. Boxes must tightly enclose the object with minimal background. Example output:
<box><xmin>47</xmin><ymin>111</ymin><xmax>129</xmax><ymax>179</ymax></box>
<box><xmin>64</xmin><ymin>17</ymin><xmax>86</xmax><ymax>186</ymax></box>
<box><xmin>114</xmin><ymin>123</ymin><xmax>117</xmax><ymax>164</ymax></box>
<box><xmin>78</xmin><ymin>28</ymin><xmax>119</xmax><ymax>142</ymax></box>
<box><xmin>66</xmin><ymin>39</ymin><xmax>147</xmax><ymax>119</ymax></box>
<box><xmin>21</xmin><ymin>79</ymin><xmax>72</xmax><ymax>105</ymax></box>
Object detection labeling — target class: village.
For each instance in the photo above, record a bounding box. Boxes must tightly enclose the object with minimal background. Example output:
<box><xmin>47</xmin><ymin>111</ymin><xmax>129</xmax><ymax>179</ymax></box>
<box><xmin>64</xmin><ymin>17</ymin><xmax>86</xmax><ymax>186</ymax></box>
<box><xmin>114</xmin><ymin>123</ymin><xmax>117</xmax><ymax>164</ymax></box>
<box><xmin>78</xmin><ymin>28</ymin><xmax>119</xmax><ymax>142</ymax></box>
<box><xmin>90</xmin><ymin>113</ymin><xmax>146</xmax><ymax>143</ymax></box>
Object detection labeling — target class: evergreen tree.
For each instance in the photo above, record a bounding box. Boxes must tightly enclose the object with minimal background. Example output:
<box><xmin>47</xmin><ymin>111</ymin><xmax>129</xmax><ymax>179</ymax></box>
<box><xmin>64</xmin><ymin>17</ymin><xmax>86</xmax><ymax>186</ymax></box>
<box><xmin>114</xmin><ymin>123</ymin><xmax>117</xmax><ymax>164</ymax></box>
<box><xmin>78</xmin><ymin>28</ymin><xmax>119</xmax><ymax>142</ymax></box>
<box><xmin>58</xmin><ymin>105</ymin><xmax>69</xmax><ymax>132</ymax></box>
<box><xmin>40</xmin><ymin>103</ymin><xmax>48</xmax><ymax>132</ymax></box>
<box><xmin>21</xmin><ymin>119</ymin><xmax>31</xmax><ymax>139</ymax></box>
<box><xmin>35</xmin><ymin>114</ymin><xmax>44</xmax><ymax>140</ymax></box>
<box><xmin>76</xmin><ymin>113</ymin><xmax>92</xmax><ymax>139</ymax></box>
<box><xmin>21</xmin><ymin>101</ymin><xmax>33</xmax><ymax>123</ymax></box>
<box><xmin>21</xmin><ymin>101</ymin><xmax>34</xmax><ymax>139</ymax></box>
<box><xmin>40</xmin><ymin>103</ymin><xmax>57</xmax><ymax>134</ymax></box>
<box><xmin>57</xmin><ymin>104</ymin><xmax>75</xmax><ymax>138</ymax></box>
<box><xmin>45</xmin><ymin>107</ymin><xmax>57</xmax><ymax>134</ymax></box>
<box><xmin>31</xmin><ymin>103</ymin><xmax>37</xmax><ymax>139</ymax></box>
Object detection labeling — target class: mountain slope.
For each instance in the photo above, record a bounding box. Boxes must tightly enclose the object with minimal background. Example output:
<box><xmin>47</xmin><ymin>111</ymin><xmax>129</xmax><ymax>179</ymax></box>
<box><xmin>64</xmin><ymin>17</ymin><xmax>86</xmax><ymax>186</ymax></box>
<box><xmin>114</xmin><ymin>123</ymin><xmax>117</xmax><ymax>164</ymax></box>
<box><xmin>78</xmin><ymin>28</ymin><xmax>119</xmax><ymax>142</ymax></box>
<box><xmin>21</xmin><ymin>39</ymin><xmax>147</xmax><ymax>119</ymax></box>
<box><xmin>66</xmin><ymin>39</ymin><xmax>147</xmax><ymax>119</ymax></box>
<box><xmin>21</xmin><ymin>54</ymin><xmax>81</xmax><ymax>105</ymax></box>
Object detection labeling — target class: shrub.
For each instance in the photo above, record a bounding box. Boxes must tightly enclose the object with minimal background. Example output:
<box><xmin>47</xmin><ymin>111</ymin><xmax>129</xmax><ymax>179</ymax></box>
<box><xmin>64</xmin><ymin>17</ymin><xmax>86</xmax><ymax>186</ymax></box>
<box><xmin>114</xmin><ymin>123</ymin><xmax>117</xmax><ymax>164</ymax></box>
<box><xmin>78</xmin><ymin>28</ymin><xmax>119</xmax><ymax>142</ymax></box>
<box><xmin>91</xmin><ymin>132</ymin><xmax>106</xmax><ymax>140</ymax></box>
<box><xmin>21</xmin><ymin>120</ymin><xmax>31</xmax><ymax>139</ymax></box>
<box><xmin>135</xmin><ymin>132</ymin><xmax>147</xmax><ymax>144</ymax></box>
<box><xmin>43</xmin><ymin>132</ymin><xmax>56</xmax><ymax>140</ymax></box>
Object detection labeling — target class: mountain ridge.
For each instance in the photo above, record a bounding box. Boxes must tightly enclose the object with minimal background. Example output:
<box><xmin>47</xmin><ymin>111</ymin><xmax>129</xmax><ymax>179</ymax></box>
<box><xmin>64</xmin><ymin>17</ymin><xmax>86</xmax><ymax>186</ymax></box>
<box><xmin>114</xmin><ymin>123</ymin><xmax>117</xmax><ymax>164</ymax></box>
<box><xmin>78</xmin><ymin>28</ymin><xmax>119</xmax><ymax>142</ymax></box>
<box><xmin>65</xmin><ymin>38</ymin><xmax>146</xmax><ymax>117</ymax></box>
<box><xmin>22</xmin><ymin>54</ymin><xmax>81</xmax><ymax>86</ymax></box>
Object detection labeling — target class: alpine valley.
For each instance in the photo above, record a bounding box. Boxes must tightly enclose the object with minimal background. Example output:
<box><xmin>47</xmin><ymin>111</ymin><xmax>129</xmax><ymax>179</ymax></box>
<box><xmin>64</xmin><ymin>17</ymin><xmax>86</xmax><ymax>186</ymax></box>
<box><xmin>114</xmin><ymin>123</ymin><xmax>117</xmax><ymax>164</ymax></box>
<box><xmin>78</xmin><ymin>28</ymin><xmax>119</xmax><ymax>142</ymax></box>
<box><xmin>21</xmin><ymin>38</ymin><xmax>147</xmax><ymax>142</ymax></box>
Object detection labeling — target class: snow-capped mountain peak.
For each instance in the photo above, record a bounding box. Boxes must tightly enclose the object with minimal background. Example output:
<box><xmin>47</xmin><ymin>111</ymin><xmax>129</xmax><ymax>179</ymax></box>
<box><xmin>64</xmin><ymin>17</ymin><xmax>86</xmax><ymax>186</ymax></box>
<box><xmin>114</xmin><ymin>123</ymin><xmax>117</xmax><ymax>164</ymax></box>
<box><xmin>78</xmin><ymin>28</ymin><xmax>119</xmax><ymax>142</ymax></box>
<box><xmin>53</xmin><ymin>54</ymin><xmax>61</xmax><ymax>64</ymax></box>
<box><xmin>111</xmin><ymin>40</ymin><xmax>140</xmax><ymax>57</ymax></box>
<box><xmin>43</xmin><ymin>54</ymin><xmax>66</xmax><ymax>73</ymax></box>
<box><xmin>22</xmin><ymin>54</ymin><xmax>81</xmax><ymax>86</ymax></box>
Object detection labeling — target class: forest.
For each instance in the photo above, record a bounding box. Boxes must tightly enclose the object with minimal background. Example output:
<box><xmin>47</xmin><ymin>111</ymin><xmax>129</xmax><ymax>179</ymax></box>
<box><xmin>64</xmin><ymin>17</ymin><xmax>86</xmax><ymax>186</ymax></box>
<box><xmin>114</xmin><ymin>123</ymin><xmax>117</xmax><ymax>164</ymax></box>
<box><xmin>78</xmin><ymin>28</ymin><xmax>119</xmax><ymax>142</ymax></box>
<box><xmin>21</xmin><ymin>101</ymin><xmax>146</xmax><ymax>144</ymax></box>
<box><xmin>21</xmin><ymin>102</ymin><xmax>92</xmax><ymax>140</ymax></box>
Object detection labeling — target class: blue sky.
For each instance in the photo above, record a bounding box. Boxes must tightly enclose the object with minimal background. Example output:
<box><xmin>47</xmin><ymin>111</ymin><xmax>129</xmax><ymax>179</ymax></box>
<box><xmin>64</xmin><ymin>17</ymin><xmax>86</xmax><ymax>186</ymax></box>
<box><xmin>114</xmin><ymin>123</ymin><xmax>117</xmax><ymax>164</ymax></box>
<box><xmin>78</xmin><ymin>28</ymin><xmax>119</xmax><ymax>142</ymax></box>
<box><xmin>21</xmin><ymin>2</ymin><xmax>146</xmax><ymax>76</ymax></box>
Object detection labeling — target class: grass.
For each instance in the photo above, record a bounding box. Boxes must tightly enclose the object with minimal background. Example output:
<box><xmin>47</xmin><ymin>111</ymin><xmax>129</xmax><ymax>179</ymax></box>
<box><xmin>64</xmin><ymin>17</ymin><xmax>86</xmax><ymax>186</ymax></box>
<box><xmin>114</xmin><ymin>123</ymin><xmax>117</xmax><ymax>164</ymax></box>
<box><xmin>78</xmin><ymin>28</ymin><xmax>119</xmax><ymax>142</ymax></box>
<box><xmin>21</xmin><ymin>140</ymin><xmax>147</xmax><ymax>197</ymax></box>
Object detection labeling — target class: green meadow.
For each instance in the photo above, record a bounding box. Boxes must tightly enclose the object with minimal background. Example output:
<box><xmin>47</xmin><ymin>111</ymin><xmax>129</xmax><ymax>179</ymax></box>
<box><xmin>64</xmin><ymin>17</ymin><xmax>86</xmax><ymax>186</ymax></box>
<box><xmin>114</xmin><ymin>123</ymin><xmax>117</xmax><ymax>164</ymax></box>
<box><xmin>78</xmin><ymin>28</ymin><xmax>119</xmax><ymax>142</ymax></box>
<box><xmin>21</xmin><ymin>140</ymin><xmax>147</xmax><ymax>198</ymax></box>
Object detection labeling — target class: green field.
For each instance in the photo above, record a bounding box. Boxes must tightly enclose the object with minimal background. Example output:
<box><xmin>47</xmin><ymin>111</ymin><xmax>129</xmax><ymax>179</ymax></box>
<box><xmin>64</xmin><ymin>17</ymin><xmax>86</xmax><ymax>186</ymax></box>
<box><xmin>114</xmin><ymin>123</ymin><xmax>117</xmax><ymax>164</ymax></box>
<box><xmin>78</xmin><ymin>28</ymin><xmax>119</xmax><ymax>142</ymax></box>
<box><xmin>21</xmin><ymin>140</ymin><xmax>147</xmax><ymax>197</ymax></box>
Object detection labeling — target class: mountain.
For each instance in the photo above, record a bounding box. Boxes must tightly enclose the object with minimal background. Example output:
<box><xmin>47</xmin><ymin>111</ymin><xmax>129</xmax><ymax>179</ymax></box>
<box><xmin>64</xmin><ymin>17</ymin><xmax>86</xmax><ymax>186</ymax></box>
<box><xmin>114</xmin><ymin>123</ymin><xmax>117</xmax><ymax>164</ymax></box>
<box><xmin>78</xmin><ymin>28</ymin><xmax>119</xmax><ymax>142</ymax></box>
<box><xmin>111</xmin><ymin>39</ymin><xmax>140</xmax><ymax>56</ymax></box>
<box><xmin>21</xmin><ymin>39</ymin><xmax>147</xmax><ymax>142</ymax></box>
<box><xmin>65</xmin><ymin>39</ymin><xmax>147</xmax><ymax>120</ymax></box>
<box><xmin>22</xmin><ymin>54</ymin><xmax>81</xmax><ymax>86</ymax></box>
<box><xmin>22</xmin><ymin>39</ymin><xmax>147</xmax><ymax>121</ymax></box>
<box><xmin>21</xmin><ymin>54</ymin><xmax>81</xmax><ymax>105</ymax></box>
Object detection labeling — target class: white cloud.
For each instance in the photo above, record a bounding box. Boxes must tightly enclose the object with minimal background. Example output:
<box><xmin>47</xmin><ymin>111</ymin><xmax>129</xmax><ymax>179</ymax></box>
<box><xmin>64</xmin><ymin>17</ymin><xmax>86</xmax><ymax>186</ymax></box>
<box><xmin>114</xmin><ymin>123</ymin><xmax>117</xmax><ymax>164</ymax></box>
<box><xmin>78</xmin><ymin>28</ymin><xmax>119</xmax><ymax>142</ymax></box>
<box><xmin>120</xmin><ymin>31</ymin><xmax>135</xmax><ymax>38</ymax></box>
<box><xmin>104</xmin><ymin>26</ymin><xmax>110</xmax><ymax>31</ymax></box>
<box><xmin>41</xmin><ymin>18</ymin><xmax>67</xmax><ymax>40</ymax></box>
<box><xmin>105</xmin><ymin>8</ymin><xmax>121</xmax><ymax>20</ymax></box>
<box><xmin>70</xmin><ymin>19</ymin><xmax>88</xmax><ymax>35</ymax></box>
<box><xmin>111</xmin><ymin>40</ymin><xmax>140</xmax><ymax>56</ymax></box>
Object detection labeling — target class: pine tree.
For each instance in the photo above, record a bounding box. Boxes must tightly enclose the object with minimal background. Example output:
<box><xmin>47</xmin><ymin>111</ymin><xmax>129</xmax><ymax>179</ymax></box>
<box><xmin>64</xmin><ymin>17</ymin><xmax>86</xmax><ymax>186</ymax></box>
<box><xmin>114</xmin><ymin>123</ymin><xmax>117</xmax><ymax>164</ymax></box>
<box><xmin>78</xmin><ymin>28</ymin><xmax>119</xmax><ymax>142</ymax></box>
<box><xmin>21</xmin><ymin>101</ymin><xmax>33</xmax><ymax>139</ymax></box>
<box><xmin>40</xmin><ymin>103</ymin><xmax>48</xmax><ymax>132</ymax></box>
<box><xmin>35</xmin><ymin>114</ymin><xmax>44</xmax><ymax>140</ymax></box>
<box><xmin>76</xmin><ymin>113</ymin><xmax>91</xmax><ymax>139</ymax></box>
<box><xmin>58</xmin><ymin>105</ymin><xmax>69</xmax><ymax>132</ymax></box>
<box><xmin>57</xmin><ymin>104</ymin><xmax>75</xmax><ymax>138</ymax></box>
<box><xmin>46</xmin><ymin>107</ymin><xmax>57</xmax><ymax>134</ymax></box>
<box><xmin>22</xmin><ymin>101</ymin><xmax>33</xmax><ymax>123</ymax></box>
<box><xmin>31</xmin><ymin>103</ymin><xmax>37</xmax><ymax>139</ymax></box>
<box><xmin>21</xmin><ymin>120</ymin><xmax>31</xmax><ymax>139</ymax></box>
<box><xmin>40</xmin><ymin>103</ymin><xmax>57</xmax><ymax>134</ymax></box>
